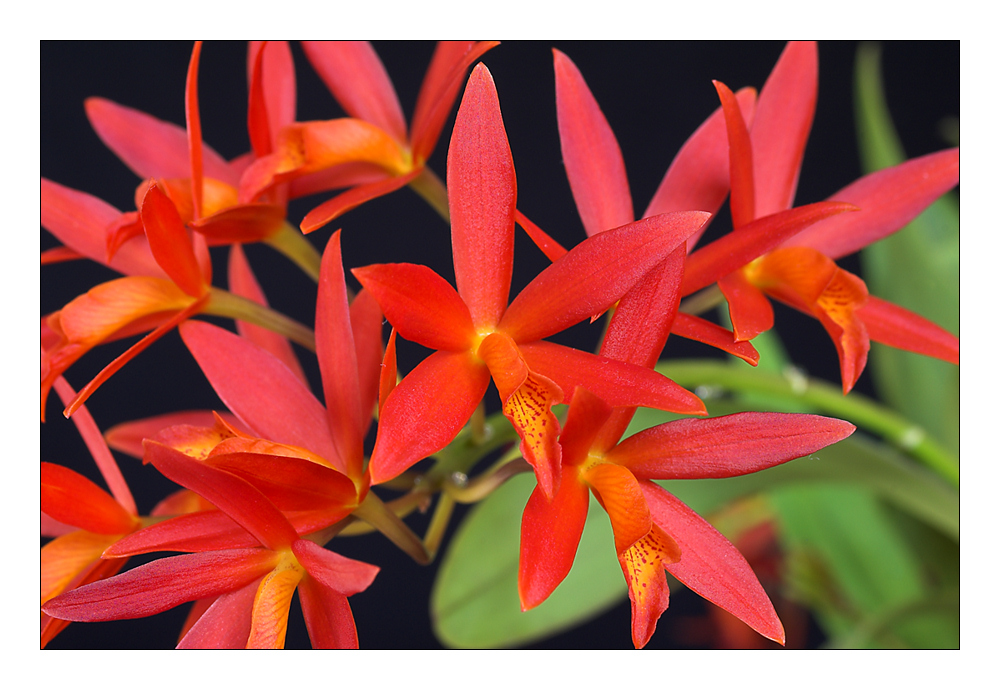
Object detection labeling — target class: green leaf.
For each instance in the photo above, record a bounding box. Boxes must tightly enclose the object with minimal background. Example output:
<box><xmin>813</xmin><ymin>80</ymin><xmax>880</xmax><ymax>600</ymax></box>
<box><xmin>854</xmin><ymin>42</ymin><xmax>960</xmax><ymax>455</ymax></box>
<box><xmin>431</xmin><ymin>472</ymin><xmax>623</xmax><ymax>648</ymax></box>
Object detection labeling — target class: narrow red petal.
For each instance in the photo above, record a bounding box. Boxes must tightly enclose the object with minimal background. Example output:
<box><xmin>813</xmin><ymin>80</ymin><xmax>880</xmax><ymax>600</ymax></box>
<box><xmin>52</xmin><ymin>376</ymin><xmax>137</xmax><ymax>514</ymax></box>
<box><xmin>448</xmin><ymin>63</ymin><xmax>516</xmax><ymax>330</ymax></box>
<box><xmin>41</xmin><ymin>463</ymin><xmax>136</xmax><ymax>535</ymax></box>
<box><xmin>368</xmin><ymin>350</ymin><xmax>490</xmax><ymax>485</ymax></box>
<box><xmin>783</xmin><ymin>148</ymin><xmax>960</xmax><ymax>259</ymax></box>
<box><xmin>106</xmin><ymin>510</ymin><xmax>261</xmax><ymax>556</ymax></box>
<box><xmin>293</xmin><ymin>540</ymin><xmax>380</xmax><ymax>596</ymax></box>
<box><xmin>518</xmin><ymin>470</ymin><xmax>590</xmax><ymax>610</ymax></box>
<box><xmin>859</xmin><ymin>296</ymin><xmax>959</xmax><ymax>365</ymax></box>
<box><xmin>609</xmin><ymin>412</ymin><xmax>855</xmax><ymax>479</ymax></box>
<box><xmin>41</xmin><ymin>246</ymin><xmax>84</xmax><ymax>264</ymax></box>
<box><xmin>139</xmin><ymin>182</ymin><xmax>206</xmax><ymax>297</ymax></box>
<box><xmin>601</xmin><ymin>248</ymin><xmax>684</xmax><ymax>368</ymax></box>
<box><xmin>352</xmin><ymin>263</ymin><xmax>474</xmax><ymax>352</ymax></box>
<box><xmin>378</xmin><ymin>328</ymin><xmax>397</xmax><ymax>420</ymax></box>
<box><xmin>717</xmin><ymin>270</ymin><xmax>774</xmax><ymax>342</ymax></box>
<box><xmin>680</xmin><ymin>201</ymin><xmax>857</xmax><ymax>296</ymax></box>
<box><xmin>713</xmin><ymin>80</ymin><xmax>755</xmax><ymax>228</ymax></box>
<box><xmin>62</xmin><ymin>294</ymin><xmax>208</xmax><ymax>418</ymax></box>
<box><xmin>176</xmin><ymin>580</ymin><xmax>257</xmax><ymax>649</ymax></box>
<box><xmin>644</xmin><ymin>87</ymin><xmax>756</xmax><ymax>252</ymax></box>
<box><xmin>501</xmin><ymin>211</ymin><xmax>709</xmax><ymax>344</ymax></box>
<box><xmin>205</xmin><ymin>450</ymin><xmax>358</xmax><ymax>514</ymax></box>
<box><xmin>409</xmin><ymin>41</ymin><xmax>500</xmax><ymax>161</ymax></box>
<box><xmin>146</xmin><ymin>441</ymin><xmax>299</xmax><ymax>551</ymax></box>
<box><xmin>41</xmin><ymin>178</ymin><xmax>164</xmax><ymax>277</ymax></box>
<box><xmin>643</xmin><ymin>482</ymin><xmax>785</xmax><ymax>644</ymax></box>
<box><xmin>300</xmin><ymin>169</ymin><xmax>419</xmax><ymax>234</ymax></box>
<box><xmin>300</xmin><ymin>41</ymin><xmax>408</xmax><ymax>145</ymax></box>
<box><xmin>559</xmin><ymin>387</ymin><xmax>614</xmax><ymax>467</ymax></box>
<box><xmin>671</xmin><ymin>312</ymin><xmax>761</xmax><ymax>365</ymax></box>
<box><xmin>298</xmin><ymin>577</ymin><xmax>360</xmax><ymax>649</ymax></box>
<box><xmin>84</xmin><ymin>97</ymin><xmax>236</xmax><ymax>185</ymax></box>
<box><xmin>317</xmin><ymin>231</ymin><xmax>364</xmax><ymax>478</ymax></box>
<box><xmin>247</xmin><ymin>41</ymin><xmax>296</xmax><ymax>153</ymax></box>
<box><xmin>349</xmin><ymin>288</ymin><xmax>385</xmax><ymax>438</ymax></box>
<box><xmin>190</xmin><ymin>203</ymin><xmax>287</xmax><ymax>243</ymax></box>
<box><xmin>179</xmin><ymin>320</ymin><xmax>339</xmax><ymax>466</ymax></box>
<box><xmin>42</xmin><ymin>549</ymin><xmax>277</xmax><ymax>622</ymax></box>
<box><xmin>247</xmin><ymin>41</ymin><xmax>274</xmax><ymax>158</ymax></box>
<box><xmin>227</xmin><ymin>243</ymin><xmax>307</xmax><ymax>384</ymax></box>
<box><xmin>554</xmin><ymin>49</ymin><xmax>634</xmax><ymax>237</ymax></box>
<box><xmin>519</xmin><ymin>341</ymin><xmax>705</xmax><ymax>415</ymax></box>
<box><xmin>751</xmin><ymin>41</ymin><xmax>818</xmax><ymax>217</ymax></box>
<box><xmin>515</xmin><ymin>209</ymin><xmax>568</xmax><ymax>262</ymax></box>
<box><xmin>186</xmin><ymin>41</ymin><xmax>205</xmax><ymax>220</ymax></box>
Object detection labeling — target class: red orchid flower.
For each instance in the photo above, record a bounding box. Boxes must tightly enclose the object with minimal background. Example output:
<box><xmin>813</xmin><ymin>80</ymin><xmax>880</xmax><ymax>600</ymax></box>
<box><xmin>519</xmin><ymin>385</ymin><xmax>856</xmax><ymax>649</ymax></box>
<box><xmin>527</xmin><ymin>48</ymin><xmax>857</xmax><ymax>371</ymax></box>
<box><xmin>84</xmin><ymin>41</ymin><xmax>301</xmax><ymax>257</ymax></box>
<box><xmin>42</xmin><ymin>441</ymin><xmax>379</xmax><ymax>649</ymax></box>
<box><xmin>515</xmin><ymin>222</ymin><xmax>857</xmax><ymax>649</ymax></box>
<box><xmin>41</xmin><ymin>45</ymin><xmax>317</xmax><ymax>421</ymax></box>
<box><xmin>176</xmin><ymin>229</ymin><xmax>382</xmax><ymax>491</ymax></box>
<box><xmin>354</xmin><ymin>63</ymin><xmax>710</xmax><ymax>500</ymax></box>
<box><xmin>690</xmin><ymin>42</ymin><xmax>959</xmax><ymax>393</ymax></box>
<box><xmin>240</xmin><ymin>41</ymin><xmax>498</xmax><ymax>232</ymax></box>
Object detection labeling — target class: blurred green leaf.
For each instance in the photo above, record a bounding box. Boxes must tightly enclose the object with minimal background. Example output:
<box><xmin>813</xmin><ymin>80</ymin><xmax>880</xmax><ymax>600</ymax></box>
<box><xmin>431</xmin><ymin>472</ymin><xmax>622</xmax><ymax>648</ymax></box>
<box><xmin>854</xmin><ymin>42</ymin><xmax>960</xmax><ymax>455</ymax></box>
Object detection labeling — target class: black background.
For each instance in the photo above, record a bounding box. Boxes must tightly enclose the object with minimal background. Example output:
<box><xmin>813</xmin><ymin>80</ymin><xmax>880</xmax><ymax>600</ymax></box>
<box><xmin>41</xmin><ymin>41</ymin><xmax>958</xmax><ymax>649</ymax></box>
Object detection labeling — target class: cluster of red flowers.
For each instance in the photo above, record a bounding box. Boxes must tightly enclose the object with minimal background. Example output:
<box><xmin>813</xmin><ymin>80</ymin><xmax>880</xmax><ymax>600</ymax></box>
<box><xmin>41</xmin><ymin>41</ymin><xmax>958</xmax><ymax>649</ymax></box>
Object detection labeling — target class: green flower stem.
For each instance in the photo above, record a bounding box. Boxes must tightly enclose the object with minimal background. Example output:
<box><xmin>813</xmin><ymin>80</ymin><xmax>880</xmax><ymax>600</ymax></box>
<box><xmin>422</xmin><ymin>493</ymin><xmax>456</xmax><ymax>560</ymax></box>
<box><xmin>353</xmin><ymin>491</ymin><xmax>430</xmax><ymax>565</ymax></box>
<box><xmin>337</xmin><ymin>491</ymin><xmax>431</xmax><ymax>536</ymax></box>
<box><xmin>263</xmin><ymin>221</ymin><xmax>322</xmax><ymax>282</ymax></box>
<box><xmin>206</xmin><ymin>287</ymin><xmax>316</xmax><ymax>351</ymax></box>
<box><xmin>444</xmin><ymin>456</ymin><xmax>531</xmax><ymax>504</ymax></box>
<box><xmin>658</xmin><ymin>360</ymin><xmax>959</xmax><ymax>486</ymax></box>
<box><xmin>678</xmin><ymin>284</ymin><xmax>725</xmax><ymax>316</ymax></box>
<box><xmin>409</xmin><ymin>166</ymin><xmax>450</xmax><ymax>223</ymax></box>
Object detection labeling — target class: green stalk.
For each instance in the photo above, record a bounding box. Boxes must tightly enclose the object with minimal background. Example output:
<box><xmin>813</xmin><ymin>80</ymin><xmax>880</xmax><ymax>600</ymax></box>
<box><xmin>263</xmin><ymin>221</ymin><xmax>323</xmax><ymax>282</ymax></box>
<box><xmin>658</xmin><ymin>359</ymin><xmax>959</xmax><ymax>486</ymax></box>
<box><xmin>422</xmin><ymin>493</ymin><xmax>456</xmax><ymax>560</ymax></box>
<box><xmin>206</xmin><ymin>287</ymin><xmax>316</xmax><ymax>351</ymax></box>
<box><xmin>353</xmin><ymin>491</ymin><xmax>430</xmax><ymax>565</ymax></box>
<box><xmin>409</xmin><ymin>166</ymin><xmax>450</xmax><ymax>223</ymax></box>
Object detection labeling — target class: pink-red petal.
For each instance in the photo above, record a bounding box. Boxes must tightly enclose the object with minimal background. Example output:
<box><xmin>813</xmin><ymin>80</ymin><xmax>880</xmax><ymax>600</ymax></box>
<box><xmin>518</xmin><ymin>469</ymin><xmax>590</xmax><ymax>610</ymax></box>
<box><xmin>783</xmin><ymin>148</ymin><xmax>960</xmax><ymax>259</ymax></box>
<box><xmin>519</xmin><ymin>341</ymin><xmax>706</xmax><ymax>415</ymax></box>
<box><xmin>448</xmin><ymin>63</ymin><xmax>517</xmax><ymax>330</ymax></box>
<box><xmin>554</xmin><ymin>48</ymin><xmax>634</xmax><ymax>238</ymax></box>
<box><xmin>608</xmin><ymin>412</ymin><xmax>855</xmax><ymax>479</ymax></box>
<box><xmin>501</xmin><ymin>212</ymin><xmax>709</xmax><ymax>344</ymax></box>
<box><xmin>642</xmin><ymin>482</ymin><xmax>785</xmax><ymax>644</ymax></box>
<box><xmin>751</xmin><ymin>41</ymin><xmax>818</xmax><ymax>217</ymax></box>
<box><xmin>368</xmin><ymin>350</ymin><xmax>490</xmax><ymax>485</ymax></box>
<box><xmin>42</xmin><ymin>549</ymin><xmax>278</xmax><ymax>622</ymax></box>
<box><xmin>858</xmin><ymin>296</ymin><xmax>959</xmax><ymax>365</ymax></box>
<box><xmin>179</xmin><ymin>320</ymin><xmax>339</xmax><ymax>464</ymax></box>
<box><xmin>352</xmin><ymin>263</ymin><xmax>474</xmax><ymax>352</ymax></box>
